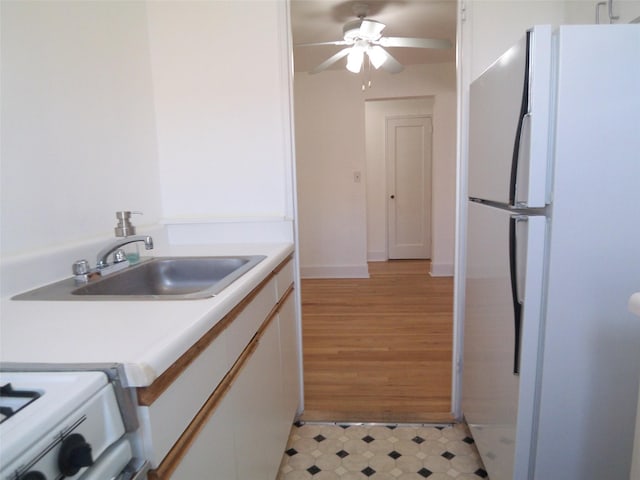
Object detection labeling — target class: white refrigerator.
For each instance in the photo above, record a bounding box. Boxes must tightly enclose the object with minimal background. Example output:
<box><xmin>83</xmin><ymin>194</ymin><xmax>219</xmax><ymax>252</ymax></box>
<box><xmin>462</xmin><ymin>25</ymin><xmax>640</xmax><ymax>480</ymax></box>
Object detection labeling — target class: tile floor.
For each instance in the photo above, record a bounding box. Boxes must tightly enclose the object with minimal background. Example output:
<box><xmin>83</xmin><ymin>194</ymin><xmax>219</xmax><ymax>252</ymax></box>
<box><xmin>277</xmin><ymin>422</ymin><xmax>489</xmax><ymax>480</ymax></box>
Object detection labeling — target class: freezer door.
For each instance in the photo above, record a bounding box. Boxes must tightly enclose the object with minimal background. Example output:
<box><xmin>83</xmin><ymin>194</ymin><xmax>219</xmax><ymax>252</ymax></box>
<box><xmin>462</xmin><ymin>201</ymin><xmax>546</xmax><ymax>480</ymax></box>
<box><xmin>468</xmin><ymin>26</ymin><xmax>551</xmax><ymax>208</ymax></box>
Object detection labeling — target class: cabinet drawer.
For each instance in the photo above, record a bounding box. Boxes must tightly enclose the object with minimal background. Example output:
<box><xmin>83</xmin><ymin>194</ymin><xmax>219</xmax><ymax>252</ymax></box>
<box><xmin>142</xmin><ymin>333</ymin><xmax>230</xmax><ymax>465</ymax></box>
<box><xmin>225</xmin><ymin>276</ymin><xmax>277</xmax><ymax>365</ymax></box>
<box><xmin>275</xmin><ymin>260</ymin><xmax>293</xmax><ymax>301</ymax></box>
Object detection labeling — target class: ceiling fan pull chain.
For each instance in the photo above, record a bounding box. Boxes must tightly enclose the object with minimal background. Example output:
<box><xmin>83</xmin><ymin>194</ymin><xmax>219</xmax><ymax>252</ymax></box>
<box><xmin>365</xmin><ymin>57</ymin><xmax>373</xmax><ymax>91</ymax></box>
<box><xmin>361</xmin><ymin>59</ymin><xmax>367</xmax><ymax>91</ymax></box>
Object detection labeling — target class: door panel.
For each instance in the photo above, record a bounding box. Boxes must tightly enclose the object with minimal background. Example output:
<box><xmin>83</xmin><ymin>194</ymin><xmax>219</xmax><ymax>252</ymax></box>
<box><xmin>386</xmin><ymin>116</ymin><xmax>432</xmax><ymax>259</ymax></box>
<box><xmin>463</xmin><ymin>201</ymin><xmax>546</xmax><ymax>480</ymax></box>
<box><xmin>468</xmin><ymin>34</ymin><xmax>527</xmax><ymax>205</ymax></box>
<box><xmin>468</xmin><ymin>26</ymin><xmax>551</xmax><ymax>208</ymax></box>
<box><xmin>462</xmin><ymin>201</ymin><xmax>519</xmax><ymax>480</ymax></box>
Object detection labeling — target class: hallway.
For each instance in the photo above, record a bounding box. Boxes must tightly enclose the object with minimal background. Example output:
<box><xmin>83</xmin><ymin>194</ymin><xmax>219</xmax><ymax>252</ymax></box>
<box><xmin>300</xmin><ymin>260</ymin><xmax>454</xmax><ymax>423</ymax></box>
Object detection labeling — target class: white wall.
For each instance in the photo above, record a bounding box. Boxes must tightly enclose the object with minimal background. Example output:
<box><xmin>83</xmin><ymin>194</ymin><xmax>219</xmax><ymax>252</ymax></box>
<box><xmin>293</xmin><ymin>71</ymin><xmax>368</xmax><ymax>278</ymax></box>
<box><xmin>464</xmin><ymin>1</ymin><xmax>566</xmax><ymax>80</ymax></box>
<box><xmin>563</xmin><ymin>0</ymin><xmax>640</xmax><ymax>24</ymax></box>
<box><xmin>146</xmin><ymin>0</ymin><xmax>294</xmax><ymax>225</ymax></box>
<box><xmin>463</xmin><ymin>0</ymin><xmax>640</xmax><ymax>82</ymax></box>
<box><xmin>295</xmin><ymin>62</ymin><xmax>456</xmax><ymax>278</ymax></box>
<box><xmin>0</xmin><ymin>0</ymin><xmax>296</xmax><ymax>295</ymax></box>
<box><xmin>0</xmin><ymin>1</ymin><xmax>161</xmax><ymax>257</ymax></box>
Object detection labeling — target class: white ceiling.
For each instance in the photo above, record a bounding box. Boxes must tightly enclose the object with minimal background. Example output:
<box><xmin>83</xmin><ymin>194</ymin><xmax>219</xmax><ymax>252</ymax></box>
<box><xmin>290</xmin><ymin>0</ymin><xmax>458</xmax><ymax>73</ymax></box>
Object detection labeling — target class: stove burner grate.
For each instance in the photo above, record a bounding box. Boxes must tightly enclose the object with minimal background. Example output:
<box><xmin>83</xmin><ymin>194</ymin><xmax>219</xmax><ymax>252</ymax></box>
<box><xmin>0</xmin><ymin>383</ymin><xmax>41</xmax><ymax>423</ymax></box>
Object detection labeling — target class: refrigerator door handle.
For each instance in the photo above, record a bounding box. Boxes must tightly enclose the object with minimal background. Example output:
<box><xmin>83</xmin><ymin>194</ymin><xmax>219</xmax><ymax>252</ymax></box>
<box><xmin>514</xmin><ymin>113</ymin><xmax>532</xmax><ymax>206</ymax></box>
<box><xmin>509</xmin><ymin>31</ymin><xmax>532</xmax><ymax>207</ymax></box>
<box><xmin>509</xmin><ymin>215</ymin><xmax>528</xmax><ymax>375</ymax></box>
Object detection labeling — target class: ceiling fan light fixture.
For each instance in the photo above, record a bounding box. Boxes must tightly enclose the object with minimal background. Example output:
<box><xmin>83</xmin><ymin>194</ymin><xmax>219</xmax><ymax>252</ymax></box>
<box><xmin>346</xmin><ymin>46</ymin><xmax>364</xmax><ymax>73</ymax></box>
<box><xmin>367</xmin><ymin>45</ymin><xmax>387</xmax><ymax>69</ymax></box>
<box><xmin>302</xmin><ymin>3</ymin><xmax>451</xmax><ymax>76</ymax></box>
<box><xmin>346</xmin><ymin>40</ymin><xmax>368</xmax><ymax>73</ymax></box>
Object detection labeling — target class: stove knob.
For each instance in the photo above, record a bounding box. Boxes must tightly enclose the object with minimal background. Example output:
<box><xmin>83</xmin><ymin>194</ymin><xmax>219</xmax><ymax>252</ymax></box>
<box><xmin>58</xmin><ymin>433</ymin><xmax>94</xmax><ymax>476</ymax></box>
<box><xmin>21</xmin><ymin>472</ymin><xmax>46</xmax><ymax>480</ymax></box>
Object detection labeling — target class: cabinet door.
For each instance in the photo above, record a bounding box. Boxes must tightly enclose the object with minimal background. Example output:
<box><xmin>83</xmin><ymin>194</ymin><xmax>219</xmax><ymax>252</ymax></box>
<box><xmin>169</xmin><ymin>391</ymin><xmax>237</xmax><ymax>480</ymax></box>
<box><xmin>231</xmin><ymin>320</ymin><xmax>284</xmax><ymax>480</ymax></box>
<box><xmin>279</xmin><ymin>293</ymin><xmax>300</xmax><ymax>423</ymax></box>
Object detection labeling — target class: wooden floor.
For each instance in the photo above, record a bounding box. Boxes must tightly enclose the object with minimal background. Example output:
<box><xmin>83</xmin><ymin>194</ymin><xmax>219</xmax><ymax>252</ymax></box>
<box><xmin>300</xmin><ymin>260</ymin><xmax>454</xmax><ymax>424</ymax></box>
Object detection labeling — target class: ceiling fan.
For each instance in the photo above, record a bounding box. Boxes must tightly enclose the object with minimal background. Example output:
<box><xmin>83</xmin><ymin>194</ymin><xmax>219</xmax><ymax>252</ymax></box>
<box><xmin>297</xmin><ymin>3</ymin><xmax>452</xmax><ymax>75</ymax></box>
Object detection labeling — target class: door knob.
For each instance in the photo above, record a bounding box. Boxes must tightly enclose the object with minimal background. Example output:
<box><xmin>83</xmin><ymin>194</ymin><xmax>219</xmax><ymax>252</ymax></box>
<box><xmin>390</xmin><ymin>195</ymin><xmax>395</xmax><ymax>199</ymax></box>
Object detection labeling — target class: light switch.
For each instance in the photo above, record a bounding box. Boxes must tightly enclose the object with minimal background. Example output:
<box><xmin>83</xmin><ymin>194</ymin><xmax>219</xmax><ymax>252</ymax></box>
<box><xmin>354</xmin><ymin>171</ymin><xmax>361</xmax><ymax>183</ymax></box>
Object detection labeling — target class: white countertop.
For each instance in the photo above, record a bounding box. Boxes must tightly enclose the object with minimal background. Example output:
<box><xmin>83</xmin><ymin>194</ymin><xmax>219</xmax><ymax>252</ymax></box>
<box><xmin>0</xmin><ymin>243</ymin><xmax>294</xmax><ymax>387</ymax></box>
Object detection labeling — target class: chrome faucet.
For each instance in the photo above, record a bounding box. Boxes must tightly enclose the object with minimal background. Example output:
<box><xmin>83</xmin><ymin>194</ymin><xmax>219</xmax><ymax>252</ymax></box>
<box><xmin>96</xmin><ymin>235</ymin><xmax>154</xmax><ymax>269</ymax></box>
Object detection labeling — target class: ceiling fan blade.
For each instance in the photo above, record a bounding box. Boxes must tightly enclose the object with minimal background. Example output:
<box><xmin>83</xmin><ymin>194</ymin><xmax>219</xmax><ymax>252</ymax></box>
<box><xmin>379</xmin><ymin>36</ymin><xmax>452</xmax><ymax>49</ymax></box>
<box><xmin>377</xmin><ymin>48</ymin><xmax>404</xmax><ymax>74</ymax></box>
<box><xmin>295</xmin><ymin>40</ymin><xmax>351</xmax><ymax>47</ymax></box>
<box><xmin>359</xmin><ymin>19</ymin><xmax>385</xmax><ymax>38</ymax></box>
<box><xmin>309</xmin><ymin>47</ymin><xmax>352</xmax><ymax>74</ymax></box>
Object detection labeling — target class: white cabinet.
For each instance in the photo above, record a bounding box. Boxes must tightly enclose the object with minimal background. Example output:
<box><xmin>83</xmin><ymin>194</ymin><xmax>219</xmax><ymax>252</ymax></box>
<box><xmin>232</xmin><ymin>319</ymin><xmax>286</xmax><ymax>480</ymax></box>
<box><xmin>141</xmin><ymin>257</ymin><xmax>299</xmax><ymax>480</ymax></box>
<box><xmin>169</xmin><ymin>389</ymin><xmax>237</xmax><ymax>480</ymax></box>
<box><xmin>278</xmin><ymin>294</ymin><xmax>300</xmax><ymax>424</ymax></box>
<box><xmin>139</xmin><ymin>332</ymin><xmax>229</xmax><ymax>466</ymax></box>
<box><xmin>225</xmin><ymin>277</ymin><xmax>277</xmax><ymax>366</ymax></box>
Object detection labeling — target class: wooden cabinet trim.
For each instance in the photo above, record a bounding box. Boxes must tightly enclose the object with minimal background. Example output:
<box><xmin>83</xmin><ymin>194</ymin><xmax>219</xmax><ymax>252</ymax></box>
<box><xmin>259</xmin><ymin>284</ymin><xmax>293</xmax><ymax>337</ymax></box>
<box><xmin>137</xmin><ymin>255</ymin><xmax>293</xmax><ymax>406</ymax></box>
<box><xmin>273</xmin><ymin>255</ymin><xmax>293</xmax><ymax>274</ymax></box>
<box><xmin>147</xmin><ymin>285</ymin><xmax>294</xmax><ymax>480</ymax></box>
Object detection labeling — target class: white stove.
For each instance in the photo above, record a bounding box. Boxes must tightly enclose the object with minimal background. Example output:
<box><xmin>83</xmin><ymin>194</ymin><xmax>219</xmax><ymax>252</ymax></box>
<box><xmin>0</xmin><ymin>371</ymin><xmax>143</xmax><ymax>480</ymax></box>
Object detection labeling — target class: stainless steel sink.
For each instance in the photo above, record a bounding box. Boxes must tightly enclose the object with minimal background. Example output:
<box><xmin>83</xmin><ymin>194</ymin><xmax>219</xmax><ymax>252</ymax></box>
<box><xmin>12</xmin><ymin>256</ymin><xmax>266</xmax><ymax>301</ymax></box>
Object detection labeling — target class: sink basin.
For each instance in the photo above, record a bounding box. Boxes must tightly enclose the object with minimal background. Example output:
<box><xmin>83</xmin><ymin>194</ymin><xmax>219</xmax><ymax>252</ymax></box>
<box><xmin>12</xmin><ymin>256</ymin><xmax>266</xmax><ymax>301</ymax></box>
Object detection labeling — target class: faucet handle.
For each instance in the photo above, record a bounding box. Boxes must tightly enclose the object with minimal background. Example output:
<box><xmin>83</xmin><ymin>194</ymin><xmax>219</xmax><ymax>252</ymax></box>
<box><xmin>72</xmin><ymin>259</ymin><xmax>91</xmax><ymax>275</ymax></box>
<box><xmin>72</xmin><ymin>259</ymin><xmax>93</xmax><ymax>283</ymax></box>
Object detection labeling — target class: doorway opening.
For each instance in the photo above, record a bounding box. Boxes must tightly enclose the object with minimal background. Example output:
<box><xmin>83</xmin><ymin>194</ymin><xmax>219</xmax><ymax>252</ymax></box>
<box><xmin>365</xmin><ymin>97</ymin><xmax>435</xmax><ymax>262</ymax></box>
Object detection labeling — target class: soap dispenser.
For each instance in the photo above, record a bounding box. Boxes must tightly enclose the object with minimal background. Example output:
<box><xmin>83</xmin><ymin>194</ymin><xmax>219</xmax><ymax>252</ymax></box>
<box><xmin>115</xmin><ymin>211</ymin><xmax>143</xmax><ymax>263</ymax></box>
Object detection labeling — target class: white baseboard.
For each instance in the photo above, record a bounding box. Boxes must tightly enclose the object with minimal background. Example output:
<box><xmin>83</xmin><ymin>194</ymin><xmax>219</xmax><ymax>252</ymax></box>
<box><xmin>430</xmin><ymin>262</ymin><xmax>454</xmax><ymax>277</ymax></box>
<box><xmin>300</xmin><ymin>264</ymin><xmax>370</xmax><ymax>279</ymax></box>
<box><xmin>367</xmin><ymin>252</ymin><xmax>454</xmax><ymax>278</ymax></box>
<box><xmin>367</xmin><ymin>251</ymin><xmax>387</xmax><ymax>262</ymax></box>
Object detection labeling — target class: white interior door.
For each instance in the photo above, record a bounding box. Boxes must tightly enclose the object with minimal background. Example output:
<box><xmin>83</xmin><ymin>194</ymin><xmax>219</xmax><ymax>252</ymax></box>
<box><xmin>386</xmin><ymin>115</ymin><xmax>432</xmax><ymax>259</ymax></box>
